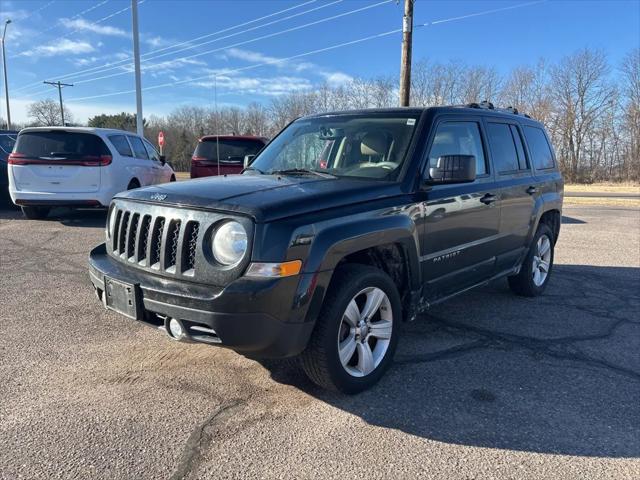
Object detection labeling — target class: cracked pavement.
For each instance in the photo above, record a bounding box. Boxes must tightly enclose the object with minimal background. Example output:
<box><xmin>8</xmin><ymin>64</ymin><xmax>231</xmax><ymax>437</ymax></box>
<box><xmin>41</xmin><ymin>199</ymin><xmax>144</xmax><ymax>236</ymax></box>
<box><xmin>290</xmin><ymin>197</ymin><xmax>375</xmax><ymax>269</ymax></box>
<box><xmin>0</xmin><ymin>204</ymin><xmax>638</xmax><ymax>479</ymax></box>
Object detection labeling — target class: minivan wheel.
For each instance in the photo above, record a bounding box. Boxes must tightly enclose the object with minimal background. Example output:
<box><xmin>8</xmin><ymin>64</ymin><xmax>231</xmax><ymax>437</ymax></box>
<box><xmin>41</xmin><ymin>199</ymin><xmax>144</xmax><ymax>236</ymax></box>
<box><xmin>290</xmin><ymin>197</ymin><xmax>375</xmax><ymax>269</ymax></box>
<box><xmin>508</xmin><ymin>223</ymin><xmax>555</xmax><ymax>297</ymax></box>
<box><xmin>301</xmin><ymin>264</ymin><xmax>401</xmax><ymax>394</ymax></box>
<box><xmin>127</xmin><ymin>179</ymin><xmax>140</xmax><ymax>190</ymax></box>
<box><xmin>21</xmin><ymin>206</ymin><xmax>50</xmax><ymax>220</ymax></box>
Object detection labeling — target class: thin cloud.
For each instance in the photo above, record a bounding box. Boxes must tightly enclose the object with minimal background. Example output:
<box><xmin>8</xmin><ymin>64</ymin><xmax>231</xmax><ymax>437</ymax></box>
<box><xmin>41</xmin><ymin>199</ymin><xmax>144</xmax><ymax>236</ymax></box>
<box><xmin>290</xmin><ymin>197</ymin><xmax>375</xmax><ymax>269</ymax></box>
<box><xmin>60</xmin><ymin>18</ymin><xmax>128</xmax><ymax>37</ymax></box>
<box><xmin>21</xmin><ymin>39</ymin><xmax>96</xmax><ymax>58</ymax></box>
<box><xmin>193</xmin><ymin>74</ymin><xmax>313</xmax><ymax>96</ymax></box>
<box><xmin>320</xmin><ymin>71</ymin><xmax>354</xmax><ymax>87</ymax></box>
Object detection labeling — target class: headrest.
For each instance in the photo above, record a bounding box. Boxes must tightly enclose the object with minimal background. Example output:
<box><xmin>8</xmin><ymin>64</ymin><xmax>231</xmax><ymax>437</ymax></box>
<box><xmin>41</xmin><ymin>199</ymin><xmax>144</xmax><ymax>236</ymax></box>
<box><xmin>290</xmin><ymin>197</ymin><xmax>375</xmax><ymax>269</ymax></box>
<box><xmin>360</xmin><ymin>132</ymin><xmax>388</xmax><ymax>156</ymax></box>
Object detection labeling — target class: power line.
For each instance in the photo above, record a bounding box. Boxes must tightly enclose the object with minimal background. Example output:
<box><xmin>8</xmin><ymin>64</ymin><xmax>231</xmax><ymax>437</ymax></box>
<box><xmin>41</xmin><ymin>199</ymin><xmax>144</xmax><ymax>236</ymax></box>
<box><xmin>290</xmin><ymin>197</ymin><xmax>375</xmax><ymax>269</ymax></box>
<box><xmin>19</xmin><ymin>0</ymin><xmax>56</xmax><ymax>23</ymax></box>
<box><xmin>13</xmin><ymin>0</ymin><xmax>320</xmax><ymax>93</ymax></box>
<box><xmin>54</xmin><ymin>0</ymin><xmax>393</xmax><ymax>89</ymax></box>
<box><xmin>10</xmin><ymin>0</ymin><xmax>144</xmax><ymax>64</ymax></box>
<box><xmin>66</xmin><ymin>0</ymin><xmax>544</xmax><ymax>103</ymax></box>
<box><xmin>27</xmin><ymin>0</ymin><xmax>110</xmax><ymax>40</ymax></box>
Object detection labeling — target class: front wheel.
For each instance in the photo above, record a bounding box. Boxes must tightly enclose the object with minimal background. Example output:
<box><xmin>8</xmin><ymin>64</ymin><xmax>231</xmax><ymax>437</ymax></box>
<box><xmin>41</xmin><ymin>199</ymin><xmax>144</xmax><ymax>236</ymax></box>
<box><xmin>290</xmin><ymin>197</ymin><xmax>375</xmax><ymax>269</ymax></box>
<box><xmin>301</xmin><ymin>264</ymin><xmax>401</xmax><ymax>394</ymax></box>
<box><xmin>21</xmin><ymin>206</ymin><xmax>50</xmax><ymax>220</ymax></box>
<box><xmin>508</xmin><ymin>223</ymin><xmax>555</xmax><ymax>296</ymax></box>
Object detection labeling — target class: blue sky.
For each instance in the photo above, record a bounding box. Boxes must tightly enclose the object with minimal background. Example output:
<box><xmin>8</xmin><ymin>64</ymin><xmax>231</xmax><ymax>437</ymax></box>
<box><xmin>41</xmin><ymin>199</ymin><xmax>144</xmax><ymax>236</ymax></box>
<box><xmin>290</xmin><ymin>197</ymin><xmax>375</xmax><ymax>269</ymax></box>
<box><xmin>2</xmin><ymin>0</ymin><xmax>639</xmax><ymax>124</ymax></box>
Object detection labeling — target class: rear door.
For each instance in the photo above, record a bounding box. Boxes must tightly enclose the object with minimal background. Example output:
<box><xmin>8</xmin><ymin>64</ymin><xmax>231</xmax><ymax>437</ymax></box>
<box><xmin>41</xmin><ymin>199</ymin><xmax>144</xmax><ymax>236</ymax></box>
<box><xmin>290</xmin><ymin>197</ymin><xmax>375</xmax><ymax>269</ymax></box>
<box><xmin>484</xmin><ymin>120</ymin><xmax>536</xmax><ymax>271</ymax></box>
<box><xmin>10</xmin><ymin>130</ymin><xmax>107</xmax><ymax>193</ymax></box>
<box><xmin>419</xmin><ymin>117</ymin><xmax>501</xmax><ymax>301</ymax></box>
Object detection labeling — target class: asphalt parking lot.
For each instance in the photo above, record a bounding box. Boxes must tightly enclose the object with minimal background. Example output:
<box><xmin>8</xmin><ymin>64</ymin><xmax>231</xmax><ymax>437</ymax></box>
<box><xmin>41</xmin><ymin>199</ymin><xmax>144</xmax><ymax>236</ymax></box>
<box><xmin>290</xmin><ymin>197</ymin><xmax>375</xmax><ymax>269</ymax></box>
<box><xmin>0</xmin><ymin>202</ymin><xmax>638</xmax><ymax>480</ymax></box>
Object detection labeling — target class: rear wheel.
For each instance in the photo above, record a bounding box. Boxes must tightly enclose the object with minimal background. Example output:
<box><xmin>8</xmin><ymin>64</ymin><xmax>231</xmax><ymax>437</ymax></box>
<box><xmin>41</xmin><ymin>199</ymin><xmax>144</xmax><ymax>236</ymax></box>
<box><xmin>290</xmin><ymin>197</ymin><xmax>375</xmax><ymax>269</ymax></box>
<box><xmin>127</xmin><ymin>179</ymin><xmax>140</xmax><ymax>190</ymax></box>
<box><xmin>21</xmin><ymin>206</ymin><xmax>50</xmax><ymax>220</ymax></box>
<box><xmin>508</xmin><ymin>223</ymin><xmax>555</xmax><ymax>296</ymax></box>
<box><xmin>301</xmin><ymin>264</ymin><xmax>401</xmax><ymax>394</ymax></box>
<box><xmin>170</xmin><ymin>175</ymin><xmax>176</xmax><ymax>182</ymax></box>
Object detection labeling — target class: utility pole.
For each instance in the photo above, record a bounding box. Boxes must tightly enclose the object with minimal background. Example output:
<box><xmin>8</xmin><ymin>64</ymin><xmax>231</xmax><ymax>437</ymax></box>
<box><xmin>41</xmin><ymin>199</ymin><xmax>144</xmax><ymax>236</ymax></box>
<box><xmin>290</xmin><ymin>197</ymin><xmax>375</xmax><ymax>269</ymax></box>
<box><xmin>399</xmin><ymin>0</ymin><xmax>414</xmax><ymax>107</ymax></box>
<box><xmin>43</xmin><ymin>80</ymin><xmax>73</xmax><ymax>125</ymax></box>
<box><xmin>2</xmin><ymin>19</ymin><xmax>12</xmax><ymax>130</ymax></box>
<box><xmin>131</xmin><ymin>0</ymin><xmax>144</xmax><ymax>137</ymax></box>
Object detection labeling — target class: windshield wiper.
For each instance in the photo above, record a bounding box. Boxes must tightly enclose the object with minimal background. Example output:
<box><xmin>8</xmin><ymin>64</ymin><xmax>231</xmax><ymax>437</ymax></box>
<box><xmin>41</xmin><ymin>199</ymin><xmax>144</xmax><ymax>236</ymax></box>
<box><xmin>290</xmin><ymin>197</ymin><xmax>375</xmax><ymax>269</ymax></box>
<box><xmin>243</xmin><ymin>166</ymin><xmax>265</xmax><ymax>174</ymax></box>
<box><xmin>270</xmin><ymin>168</ymin><xmax>335</xmax><ymax>178</ymax></box>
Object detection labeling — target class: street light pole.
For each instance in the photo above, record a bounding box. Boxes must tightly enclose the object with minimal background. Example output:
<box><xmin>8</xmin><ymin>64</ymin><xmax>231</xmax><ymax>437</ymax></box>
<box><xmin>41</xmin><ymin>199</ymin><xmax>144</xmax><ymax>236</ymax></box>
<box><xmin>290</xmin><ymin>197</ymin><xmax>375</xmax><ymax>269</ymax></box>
<box><xmin>2</xmin><ymin>19</ymin><xmax>12</xmax><ymax>130</ymax></box>
<box><xmin>131</xmin><ymin>0</ymin><xmax>144</xmax><ymax>137</ymax></box>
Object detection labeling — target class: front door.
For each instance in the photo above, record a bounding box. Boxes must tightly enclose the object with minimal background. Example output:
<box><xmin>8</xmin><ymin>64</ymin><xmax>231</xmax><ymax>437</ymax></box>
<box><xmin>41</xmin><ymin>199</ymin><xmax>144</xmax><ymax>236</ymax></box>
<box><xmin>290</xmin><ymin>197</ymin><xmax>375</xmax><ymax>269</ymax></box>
<box><xmin>418</xmin><ymin>118</ymin><xmax>501</xmax><ymax>302</ymax></box>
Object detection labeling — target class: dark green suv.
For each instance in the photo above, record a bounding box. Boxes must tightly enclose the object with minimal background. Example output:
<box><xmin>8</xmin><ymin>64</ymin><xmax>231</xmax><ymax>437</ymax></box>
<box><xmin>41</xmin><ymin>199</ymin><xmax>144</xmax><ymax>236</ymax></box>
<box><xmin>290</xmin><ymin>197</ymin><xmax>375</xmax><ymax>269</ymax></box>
<box><xmin>89</xmin><ymin>103</ymin><xmax>563</xmax><ymax>393</ymax></box>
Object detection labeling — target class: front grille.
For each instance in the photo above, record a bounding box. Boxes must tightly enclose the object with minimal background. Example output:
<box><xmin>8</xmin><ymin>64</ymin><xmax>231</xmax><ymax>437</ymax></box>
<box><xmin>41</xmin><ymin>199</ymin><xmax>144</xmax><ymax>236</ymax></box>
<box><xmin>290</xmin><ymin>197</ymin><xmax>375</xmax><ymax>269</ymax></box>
<box><xmin>109</xmin><ymin>205</ymin><xmax>200</xmax><ymax>277</ymax></box>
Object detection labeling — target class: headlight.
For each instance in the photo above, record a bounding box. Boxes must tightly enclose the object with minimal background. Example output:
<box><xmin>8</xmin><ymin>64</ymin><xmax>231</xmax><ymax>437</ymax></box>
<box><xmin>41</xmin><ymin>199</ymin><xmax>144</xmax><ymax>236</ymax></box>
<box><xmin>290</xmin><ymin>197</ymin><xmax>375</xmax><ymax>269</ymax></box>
<box><xmin>211</xmin><ymin>221</ymin><xmax>247</xmax><ymax>266</ymax></box>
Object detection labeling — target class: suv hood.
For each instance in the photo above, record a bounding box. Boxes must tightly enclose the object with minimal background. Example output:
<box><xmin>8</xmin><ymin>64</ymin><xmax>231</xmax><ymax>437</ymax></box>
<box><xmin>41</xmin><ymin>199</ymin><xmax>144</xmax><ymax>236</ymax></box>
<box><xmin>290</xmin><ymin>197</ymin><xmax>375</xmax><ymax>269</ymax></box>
<box><xmin>118</xmin><ymin>174</ymin><xmax>402</xmax><ymax>222</ymax></box>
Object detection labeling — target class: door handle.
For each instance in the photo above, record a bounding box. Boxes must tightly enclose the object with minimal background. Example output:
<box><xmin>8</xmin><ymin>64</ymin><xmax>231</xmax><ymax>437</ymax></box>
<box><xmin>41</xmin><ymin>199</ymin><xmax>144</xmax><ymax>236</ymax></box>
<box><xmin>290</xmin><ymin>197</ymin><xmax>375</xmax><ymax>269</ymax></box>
<box><xmin>480</xmin><ymin>193</ymin><xmax>497</xmax><ymax>205</ymax></box>
<box><xmin>526</xmin><ymin>186</ymin><xmax>538</xmax><ymax>195</ymax></box>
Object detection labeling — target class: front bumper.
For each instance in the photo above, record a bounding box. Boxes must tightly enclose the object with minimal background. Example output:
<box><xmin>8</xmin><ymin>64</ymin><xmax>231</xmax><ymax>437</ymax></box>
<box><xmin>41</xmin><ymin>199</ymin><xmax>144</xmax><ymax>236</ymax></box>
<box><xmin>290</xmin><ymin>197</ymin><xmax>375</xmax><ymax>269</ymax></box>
<box><xmin>88</xmin><ymin>243</ymin><xmax>317</xmax><ymax>358</ymax></box>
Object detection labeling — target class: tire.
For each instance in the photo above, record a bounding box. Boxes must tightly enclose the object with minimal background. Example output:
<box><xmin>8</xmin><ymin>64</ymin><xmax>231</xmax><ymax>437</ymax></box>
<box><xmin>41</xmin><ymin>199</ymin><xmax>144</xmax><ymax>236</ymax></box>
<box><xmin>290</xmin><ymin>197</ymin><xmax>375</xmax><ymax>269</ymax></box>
<box><xmin>170</xmin><ymin>175</ymin><xmax>176</xmax><ymax>182</ymax></box>
<box><xmin>127</xmin><ymin>179</ymin><xmax>141</xmax><ymax>190</ymax></box>
<box><xmin>21</xmin><ymin>206</ymin><xmax>50</xmax><ymax>220</ymax></box>
<box><xmin>508</xmin><ymin>223</ymin><xmax>555</xmax><ymax>297</ymax></box>
<box><xmin>301</xmin><ymin>264</ymin><xmax>402</xmax><ymax>394</ymax></box>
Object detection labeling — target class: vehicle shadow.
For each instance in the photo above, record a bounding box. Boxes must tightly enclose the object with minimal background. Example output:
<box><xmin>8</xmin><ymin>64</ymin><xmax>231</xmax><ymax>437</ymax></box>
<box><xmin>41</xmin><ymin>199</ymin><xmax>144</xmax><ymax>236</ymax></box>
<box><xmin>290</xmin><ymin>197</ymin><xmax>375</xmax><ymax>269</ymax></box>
<box><xmin>262</xmin><ymin>264</ymin><xmax>640</xmax><ymax>458</ymax></box>
<box><xmin>0</xmin><ymin>204</ymin><xmax>107</xmax><ymax>227</ymax></box>
<box><xmin>561</xmin><ymin>215</ymin><xmax>587</xmax><ymax>224</ymax></box>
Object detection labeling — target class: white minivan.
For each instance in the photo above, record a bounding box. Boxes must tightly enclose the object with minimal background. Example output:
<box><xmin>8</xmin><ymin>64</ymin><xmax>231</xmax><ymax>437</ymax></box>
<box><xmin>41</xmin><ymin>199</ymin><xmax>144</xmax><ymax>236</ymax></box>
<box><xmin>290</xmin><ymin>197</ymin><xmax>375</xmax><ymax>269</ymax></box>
<box><xmin>8</xmin><ymin>127</ymin><xmax>175</xmax><ymax>219</ymax></box>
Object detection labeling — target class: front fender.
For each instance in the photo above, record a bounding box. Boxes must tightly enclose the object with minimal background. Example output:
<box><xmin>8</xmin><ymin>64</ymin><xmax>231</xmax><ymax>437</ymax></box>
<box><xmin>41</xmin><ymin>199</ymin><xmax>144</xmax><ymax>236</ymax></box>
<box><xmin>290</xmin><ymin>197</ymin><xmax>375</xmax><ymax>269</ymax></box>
<box><xmin>305</xmin><ymin>214</ymin><xmax>421</xmax><ymax>287</ymax></box>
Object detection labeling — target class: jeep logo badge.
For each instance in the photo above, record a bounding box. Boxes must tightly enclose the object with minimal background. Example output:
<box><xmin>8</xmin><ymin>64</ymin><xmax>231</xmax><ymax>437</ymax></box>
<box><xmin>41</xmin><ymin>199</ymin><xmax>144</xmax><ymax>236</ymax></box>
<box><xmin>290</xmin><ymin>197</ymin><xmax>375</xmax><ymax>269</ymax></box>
<box><xmin>150</xmin><ymin>193</ymin><xmax>167</xmax><ymax>201</ymax></box>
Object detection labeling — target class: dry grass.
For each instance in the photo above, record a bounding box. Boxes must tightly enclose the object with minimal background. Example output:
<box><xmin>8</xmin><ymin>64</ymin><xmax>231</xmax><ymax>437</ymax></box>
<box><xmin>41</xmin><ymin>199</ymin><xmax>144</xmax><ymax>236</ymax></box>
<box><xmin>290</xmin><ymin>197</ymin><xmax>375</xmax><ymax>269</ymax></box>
<box><xmin>565</xmin><ymin>183</ymin><xmax>640</xmax><ymax>194</ymax></box>
<box><xmin>563</xmin><ymin>197</ymin><xmax>640</xmax><ymax>208</ymax></box>
<box><xmin>175</xmin><ymin>172</ymin><xmax>190</xmax><ymax>181</ymax></box>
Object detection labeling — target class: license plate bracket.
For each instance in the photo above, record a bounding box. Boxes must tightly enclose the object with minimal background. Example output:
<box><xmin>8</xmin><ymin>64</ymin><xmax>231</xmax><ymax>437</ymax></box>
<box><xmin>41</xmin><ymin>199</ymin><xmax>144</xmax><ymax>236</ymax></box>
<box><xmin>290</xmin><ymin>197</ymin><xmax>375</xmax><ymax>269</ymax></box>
<box><xmin>104</xmin><ymin>277</ymin><xmax>142</xmax><ymax>320</ymax></box>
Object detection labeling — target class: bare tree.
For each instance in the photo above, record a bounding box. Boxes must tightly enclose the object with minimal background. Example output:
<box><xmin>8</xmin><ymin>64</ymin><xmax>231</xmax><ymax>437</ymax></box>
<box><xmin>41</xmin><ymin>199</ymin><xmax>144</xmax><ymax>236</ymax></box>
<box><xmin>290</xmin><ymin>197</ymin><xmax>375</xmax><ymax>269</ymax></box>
<box><xmin>619</xmin><ymin>48</ymin><xmax>640</xmax><ymax>181</ymax></box>
<box><xmin>549</xmin><ymin>49</ymin><xmax>616</xmax><ymax>182</ymax></box>
<box><xmin>27</xmin><ymin>98</ymin><xmax>72</xmax><ymax>126</ymax></box>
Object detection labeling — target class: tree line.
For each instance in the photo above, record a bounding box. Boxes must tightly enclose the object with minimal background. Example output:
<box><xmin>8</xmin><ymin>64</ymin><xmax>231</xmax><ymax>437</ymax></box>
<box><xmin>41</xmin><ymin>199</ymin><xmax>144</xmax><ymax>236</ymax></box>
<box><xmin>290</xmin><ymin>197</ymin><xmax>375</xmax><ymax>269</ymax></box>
<box><xmin>10</xmin><ymin>47</ymin><xmax>640</xmax><ymax>183</ymax></box>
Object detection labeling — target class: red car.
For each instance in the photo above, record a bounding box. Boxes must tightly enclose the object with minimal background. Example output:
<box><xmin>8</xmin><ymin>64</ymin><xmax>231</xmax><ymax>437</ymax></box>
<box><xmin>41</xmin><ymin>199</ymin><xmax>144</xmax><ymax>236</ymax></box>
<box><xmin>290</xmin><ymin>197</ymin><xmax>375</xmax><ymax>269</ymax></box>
<box><xmin>190</xmin><ymin>135</ymin><xmax>267</xmax><ymax>178</ymax></box>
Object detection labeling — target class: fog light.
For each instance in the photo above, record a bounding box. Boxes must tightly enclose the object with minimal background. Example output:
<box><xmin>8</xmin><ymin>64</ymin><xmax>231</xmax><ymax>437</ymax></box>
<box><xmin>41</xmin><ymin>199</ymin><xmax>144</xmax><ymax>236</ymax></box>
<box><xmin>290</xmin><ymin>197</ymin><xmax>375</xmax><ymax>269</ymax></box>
<box><xmin>168</xmin><ymin>318</ymin><xmax>184</xmax><ymax>338</ymax></box>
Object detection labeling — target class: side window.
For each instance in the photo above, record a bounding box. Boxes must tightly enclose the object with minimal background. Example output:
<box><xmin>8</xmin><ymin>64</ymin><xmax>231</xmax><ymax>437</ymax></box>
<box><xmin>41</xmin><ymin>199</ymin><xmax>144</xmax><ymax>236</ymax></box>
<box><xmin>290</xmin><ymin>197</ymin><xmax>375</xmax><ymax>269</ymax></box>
<box><xmin>128</xmin><ymin>136</ymin><xmax>149</xmax><ymax>160</ymax></box>
<box><xmin>523</xmin><ymin>126</ymin><xmax>555</xmax><ymax>170</ymax></box>
<box><xmin>486</xmin><ymin>123</ymin><xmax>519</xmax><ymax>173</ymax></box>
<box><xmin>143</xmin><ymin>139</ymin><xmax>160</xmax><ymax>162</ymax></box>
<box><xmin>428</xmin><ymin>121</ymin><xmax>487</xmax><ymax>176</ymax></box>
<box><xmin>510</xmin><ymin>125</ymin><xmax>529</xmax><ymax>170</ymax></box>
<box><xmin>108</xmin><ymin>134</ymin><xmax>133</xmax><ymax>157</ymax></box>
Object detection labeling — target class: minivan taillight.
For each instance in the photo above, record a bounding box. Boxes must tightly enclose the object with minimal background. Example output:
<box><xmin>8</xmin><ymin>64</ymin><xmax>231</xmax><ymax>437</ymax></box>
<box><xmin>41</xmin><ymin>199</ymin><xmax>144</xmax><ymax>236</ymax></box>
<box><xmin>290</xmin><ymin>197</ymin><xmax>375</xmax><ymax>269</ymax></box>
<box><xmin>8</xmin><ymin>153</ymin><xmax>112</xmax><ymax>166</ymax></box>
<box><xmin>191</xmin><ymin>156</ymin><xmax>207</xmax><ymax>164</ymax></box>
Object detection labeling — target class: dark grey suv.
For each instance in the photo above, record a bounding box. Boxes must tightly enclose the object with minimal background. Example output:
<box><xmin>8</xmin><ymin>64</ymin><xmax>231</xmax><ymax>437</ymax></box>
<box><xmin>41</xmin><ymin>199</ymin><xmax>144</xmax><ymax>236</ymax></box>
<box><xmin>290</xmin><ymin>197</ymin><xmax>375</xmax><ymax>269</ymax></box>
<box><xmin>89</xmin><ymin>103</ymin><xmax>563</xmax><ymax>393</ymax></box>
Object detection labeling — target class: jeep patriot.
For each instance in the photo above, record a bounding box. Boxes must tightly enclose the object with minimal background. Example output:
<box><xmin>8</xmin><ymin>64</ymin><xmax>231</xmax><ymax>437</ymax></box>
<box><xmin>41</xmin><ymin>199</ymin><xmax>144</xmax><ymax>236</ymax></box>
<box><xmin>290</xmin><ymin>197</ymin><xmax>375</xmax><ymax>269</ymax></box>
<box><xmin>89</xmin><ymin>103</ymin><xmax>563</xmax><ymax>393</ymax></box>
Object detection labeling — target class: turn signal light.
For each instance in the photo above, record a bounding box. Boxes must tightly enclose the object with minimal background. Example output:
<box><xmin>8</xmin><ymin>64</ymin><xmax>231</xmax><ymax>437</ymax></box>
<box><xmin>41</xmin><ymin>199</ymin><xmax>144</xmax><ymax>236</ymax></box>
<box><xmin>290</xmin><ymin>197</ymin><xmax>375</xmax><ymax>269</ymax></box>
<box><xmin>245</xmin><ymin>260</ymin><xmax>302</xmax><ymax>278</ymax></box>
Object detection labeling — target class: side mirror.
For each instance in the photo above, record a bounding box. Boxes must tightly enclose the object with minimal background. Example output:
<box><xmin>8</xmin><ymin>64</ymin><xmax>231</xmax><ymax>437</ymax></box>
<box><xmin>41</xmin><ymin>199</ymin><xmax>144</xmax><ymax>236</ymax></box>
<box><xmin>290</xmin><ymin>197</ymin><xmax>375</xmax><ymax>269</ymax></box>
<box><xmin>427</xmin><ymin>155</ymin><xmax>476</xmax><ymax>185</ymax></box>
<box><xmin>243</xmin><ymin>154</ymin><xmax>255</xmax><ymax>168</ymax></box>
<box><xmin>159</xmin><ymin>155</ymin><xmax>166</xmax><ymax>165</ymax></box>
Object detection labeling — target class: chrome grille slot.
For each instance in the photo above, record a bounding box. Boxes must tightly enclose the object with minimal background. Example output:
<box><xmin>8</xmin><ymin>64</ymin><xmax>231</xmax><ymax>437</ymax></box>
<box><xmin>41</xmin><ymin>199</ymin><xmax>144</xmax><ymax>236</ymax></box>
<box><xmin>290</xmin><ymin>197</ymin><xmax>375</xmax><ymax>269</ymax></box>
<box><xmin>182</xmin><ymin>221</ymin><xmax>199</xmax><ymax>275</ymax></box>
<box><xmin>150</xmin><ymin>217</ymin><xmax>165</xmax><ymax>268</ymax></box>
<box><xmin>137</xmin><ymin>215</ymin><xmax>151</xmax><ymax>264</ymax></box>
<box><xmin>118</xmin><ymin>211</ymin><xmax>130</xmax><ymax>255</ymax></box>
<box><xmin>111</xmin><ymin>209</ymin><xmax>122</xmax><ymax>252</ymax></box>
<box><xmin>164</xmin><ymin>219</ymin><xmax>182</xmax><ymax>272</ymax></box>
<box><xmin>126</xmin><ymin>213</ymin><xmax>139</xmax><ymax>260</ymax></box>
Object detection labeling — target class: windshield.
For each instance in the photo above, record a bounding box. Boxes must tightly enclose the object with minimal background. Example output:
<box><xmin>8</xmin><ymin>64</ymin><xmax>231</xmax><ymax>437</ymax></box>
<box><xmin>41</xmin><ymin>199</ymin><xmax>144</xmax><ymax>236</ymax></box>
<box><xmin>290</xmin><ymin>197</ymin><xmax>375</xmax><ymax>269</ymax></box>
<box><xmin>248</xmin><ymin>113</ymin><xmax>419</xmax><ymax>180</ymax></box>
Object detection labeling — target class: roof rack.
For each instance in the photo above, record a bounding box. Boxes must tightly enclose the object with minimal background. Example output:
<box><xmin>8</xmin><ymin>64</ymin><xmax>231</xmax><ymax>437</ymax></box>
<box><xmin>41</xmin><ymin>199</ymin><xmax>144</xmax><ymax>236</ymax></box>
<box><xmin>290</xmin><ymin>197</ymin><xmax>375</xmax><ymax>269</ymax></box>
<box><xmin>464</xmin><ymin>101</ymin><xmax>531</xmax><ymax>118</ymax></box>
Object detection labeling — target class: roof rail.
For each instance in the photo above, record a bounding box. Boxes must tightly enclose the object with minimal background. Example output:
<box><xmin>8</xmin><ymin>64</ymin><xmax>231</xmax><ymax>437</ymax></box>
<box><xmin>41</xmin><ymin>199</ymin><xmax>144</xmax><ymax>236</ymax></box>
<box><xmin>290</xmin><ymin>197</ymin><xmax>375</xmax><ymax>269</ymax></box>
<box><xmin>467</xmin><ymin>100</ymin><xmax>494</xmax><ymax>110</ymax></box>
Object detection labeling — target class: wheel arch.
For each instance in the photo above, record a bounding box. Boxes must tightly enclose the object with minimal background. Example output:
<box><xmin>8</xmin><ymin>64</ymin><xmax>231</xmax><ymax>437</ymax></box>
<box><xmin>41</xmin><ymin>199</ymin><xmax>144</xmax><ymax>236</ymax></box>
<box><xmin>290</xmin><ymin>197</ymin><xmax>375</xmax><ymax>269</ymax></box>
<box><xmin>302</xmin><ymin>216</ymin><xmax>421</xmax><ymax>324</ymax></box>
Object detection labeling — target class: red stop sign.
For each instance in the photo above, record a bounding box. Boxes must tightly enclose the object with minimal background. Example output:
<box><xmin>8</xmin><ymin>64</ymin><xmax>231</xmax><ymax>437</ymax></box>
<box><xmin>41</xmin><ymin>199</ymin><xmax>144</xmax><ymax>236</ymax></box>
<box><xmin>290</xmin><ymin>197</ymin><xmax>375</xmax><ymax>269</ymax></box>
<box><xmin>158</xmin><ymin>131</ymin><xmax>165</xmax><ymax>147</ymax></box>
